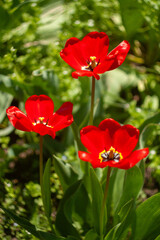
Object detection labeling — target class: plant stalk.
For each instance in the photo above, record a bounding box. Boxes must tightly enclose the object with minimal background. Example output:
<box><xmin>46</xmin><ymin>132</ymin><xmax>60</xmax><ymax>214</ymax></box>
<box><xmin>89</xmin><ymin>76</ymin><xmax>96</xmax><ymax>125</ymax></box>
<box><xmin>39</xmin><ymin>135</ymin><xmax>43</xmax><ymax>189</ymax></box>
<box><xmin>100</xmin><ymin>166</ymin><xmax>112</xmax><ymax>239</ymax></box>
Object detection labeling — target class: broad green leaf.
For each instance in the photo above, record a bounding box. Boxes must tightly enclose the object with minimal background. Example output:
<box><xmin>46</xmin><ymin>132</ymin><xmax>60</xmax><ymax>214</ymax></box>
<box><xmin>115</xmin><ymin>166</ymin><xmax>143</xmax><ymax>221</ymax></box>
<box><xmin>0</xmin><ymin>124</ymin><xmax>14</xmax><ymax>137</ymax></box>
<box><xmin>85</xmin><ymin>229</ymin><xmax>99</xmax><ymax>240</ymax></box>
<box><xmin>71</xmin><ymin>122</ymin><xmax>86</xmax><ymax>151</ymax></box>
<box><xmin>105</xmin><ymin>200</ymin><xmax>135</xmax><ymax>240</ymax></box>
<box><xmin>104</xmin><ymin>224</ymin><xmax>121</xmax><ymax>240</ymax></box>
<box><xmin>139</xmin><ymin>111</ymin><xmax>160</xmax><ymax>132</ymax></box>
<box><xmin>1</xmin><ymin>207</ymin><xmax>64</xmax><ymax>240</ymax></box>
<box><xmin>90</xmin><ymin>168</ymin><xmax>106</xmax><ymax>235</ymax></box>
<box><xmin>54</xmin><ymin>156</ymin><xmax>78</xmax><ymax>192</ymax></box>
<box><xmin>112</xmin><ymin>199</ymin><xmax>135</xmax><ymax>240</ymax></box>
<box><xmin>0</xmin><ymin>91</ymin><xmax>13</xmax><ymax>123</ymax></box>
<box><xmin>154</xmin><ymin>236</ymin><xmax>160</xmax><ymax>240</ymax></box>
<box><xmin>118</xmin><ymin>0</ymin><xmax>144</xmax><ymax>36</ymax></box>
<box><xmin>139</xmin><ymin>123</ymin><xmax>160</xmax><ymax>149</ymax></box>
<box><xmin>132</xmin><ymin>193</ymin><xmax>160</xmax><ymax>240</ymax></box>
<box><xmin>69</xmin><ymin>181</ymin><xmax>92</xmax><ymax>231</ymax></box>
<box><xmin>55</xmin><ymin>180</ymin><xmax>81</xmax><ymax>238</ymax></box>
<box><xmin>42</xmin><ymin>158</ymin><xmax>51</xmax><ymax>219</ymax></box>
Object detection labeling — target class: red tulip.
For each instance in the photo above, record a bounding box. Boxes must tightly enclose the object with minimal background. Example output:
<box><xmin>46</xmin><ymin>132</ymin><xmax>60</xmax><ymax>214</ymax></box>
<box><xmin>6</xmin><ymin>95</ymin><xmax>73</xmax><ymax>139</ymax></box>
<box><xmin>78</xmin><ymin>118</ymin><xmax>149</xmax><ymax>169</ymax></box>
<box><xmin>60</xmin><ymin>32</ymin><xmax>130</xmax><ymax>80</ymax></box>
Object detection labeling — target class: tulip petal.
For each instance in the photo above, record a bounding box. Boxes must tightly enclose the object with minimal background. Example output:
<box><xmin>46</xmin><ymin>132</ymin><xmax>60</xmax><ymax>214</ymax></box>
<box><xmin>6</xmin><ymin>106</ymin><xmax>33</xmax><ymax>132</ymax></box>
<box><xmin>33</xmin><ymin>124</ymin><xmax>55</xmax><ymax>138</ymax></box>
<box><xmin>60</xmin><ymin>37</ymin><xmax>87</xmax><ymax>70</ymax></box>
<box><xmin>78</xmin><ymin>151</ymin><xmax>93</xmax><ymax>163</ymax></box>
<box><xmin>117</xmin><ymin>148</ymin><xmax>149</xmax><ymax>169</ymax></box>
<box><xmin>95</xmin><ymin>40</ymin><xmax>130</xmax><ymax>73</ymax></box>
<box><xmin>81</xmin><ymin>32</ymin><xmax>109</xmax><ymax>61</ymax></box>
<box><xmin>98</xmin><ymin>118</ymin><xmax>121</xmax><ymax>137</ymax></box>
<box><xmin>113</xmin><ymin>125</ymin><xmax>139</xmax><ymax>158</ymax></box>
<box><xmin>25</xmin><ymin>95</ymin><xmax>54</xmax><ymax>123</ymax></box>
<box><xmin>72</xmin><ymin>70</ymin><xmax>100</xmax><ymax>80</ymax></box>
<box><xmin>48</xmin><ymin>102</ymin><xmax>73</xmax><ymax>132</ymax></box>
<box><xmin>80</xmin><ymin>126</ymin><xmax>111</xmax><ymax>154</ymax></box>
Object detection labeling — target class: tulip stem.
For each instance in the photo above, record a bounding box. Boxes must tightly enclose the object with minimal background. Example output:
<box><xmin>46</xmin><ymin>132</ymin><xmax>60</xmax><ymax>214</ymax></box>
<box><xmin>89</xmin><ymin>76</ymin><xmax>95</xmax><ymax>125</ymax></box>
<box><xmin>39</xmin><ymin>135</ymin><xmax>43</xmax><ymax>189</ymax></box>
<box><xmin>100</xmin><ymin>166</ymin><xmax>111</xmax><ymax>239</ymax></box>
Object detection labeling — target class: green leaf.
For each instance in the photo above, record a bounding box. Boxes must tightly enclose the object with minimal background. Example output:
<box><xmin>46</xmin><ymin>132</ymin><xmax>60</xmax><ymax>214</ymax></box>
<box><xmin>139</xmin><ymin>111</ymin><xmax>160</xmax><ymax>132</ymax></box>
<box><xmin>112</xmin><ymin>199</ymin><xmax>135</xmax><ymax>240</ymax></box>
<box><xmin>85</xmin><ymin>229</ymin><xmax>99</xmax><ymax>240</ymax></box>
<box><xmin>132</xmin><ymin>193</ymin><xmax>160</xmax><ymax>240</ymax></box>
<box><xmin>139</xmin><ymin>123</ymin><xmax>160</xmax><ymax>149</ymax></box>
<box><xmin>118</xmin><ymin>0</ymin><xmax>144</xmax><ymax>36</ymax></box>
<box><xmin>54</xmin><ymin>156</ymin><xmax>78</xmax><ymax>192</ymax></box>
<box><xmin>1</xmin><ymin>207</ymin><xmax>64</xmax><ymax>240</ymax></box>
<box><xmin>55</xmin><ymin>180</ymin><xmax>81</xmax><ymax>238</ymax></box>
<box><xmin>90</xmin><ymin>168</ymin><xmax>106</xmax><ymax>235</ymax></box>
<box><xmin>115</xmin><ymin>166</ymin><xmax>143</xmax><ymax>220</ymax></box>
<box><xmin>42</xmin><ymin>158</ymin><xmax>51</xmax><ymax>219</ymax></box>
<box><xmin>154</xmin><ymin>236</ymin><xmax>160</xmax><ymax>240</ymax></box>
<box><xmin>0</xmin><ymin>91</ymin><xmax>13</xmax><ymax>123</ymax></box>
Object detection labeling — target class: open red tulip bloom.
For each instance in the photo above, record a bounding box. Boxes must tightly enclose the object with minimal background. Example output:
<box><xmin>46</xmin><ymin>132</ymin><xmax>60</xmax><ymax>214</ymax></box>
<box><xmin>6</xmin><ymin>95</ymin><xmax>73</xmax><ymax>139</ymax></box>
<box><xmin>60</xmin><ymin>32</ymin><xmax>130</xmax><ymax>80</ymax></box>
<box><xmin>78</xmin><ymin>119</ymin><xmax>149</xmax><ymax>169</ymax></box>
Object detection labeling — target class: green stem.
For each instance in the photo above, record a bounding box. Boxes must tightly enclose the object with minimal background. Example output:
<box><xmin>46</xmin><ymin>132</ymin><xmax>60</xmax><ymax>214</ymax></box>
<box><xmin>89</xmin><ymin>76</ymin><xmax>96</xmax><ymax>125</ymax></box>
<box><xmin>100</xmin><ymin>166</ymin><xmax>112</xmax><ymax>239</ymax></box>
<box><xmin>39</xmin><ymin>136</ymin><xmax>55</xmax><ymax>233</ymax></box>
<box><xmin>39</xmin><ymin>135</ymin><xmax>43</xmax><ymax>189</ymax></box>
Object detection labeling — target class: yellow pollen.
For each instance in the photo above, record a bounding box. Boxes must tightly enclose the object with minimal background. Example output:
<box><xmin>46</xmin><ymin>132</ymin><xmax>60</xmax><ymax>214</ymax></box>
<box><xmin>99</xmin><ymin>146</ymin><xmax>123</xmax><ymax>163</ymax></box>
<box><xmin>90</xmin><ymin>56</ymin><xmax>96</xmax><ymax>61</ymax></box>
<box><xmin>39</xmin><ymin>117</ymin><xmax>44</xmax><ymax>121</ymax></box>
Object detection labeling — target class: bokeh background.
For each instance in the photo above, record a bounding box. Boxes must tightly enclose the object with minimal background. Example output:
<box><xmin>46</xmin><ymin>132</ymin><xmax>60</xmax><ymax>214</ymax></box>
<box><xmin>0</xmin><ymin>0</ymin><xmax>160</xmax><ymax>238</ymax></box>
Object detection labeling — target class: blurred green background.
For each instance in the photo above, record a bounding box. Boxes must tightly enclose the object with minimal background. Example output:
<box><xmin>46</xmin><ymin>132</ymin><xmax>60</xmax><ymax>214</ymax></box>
<box><xmin>0</xmin><ymin>0</ymin><xmax>160</xmax><ymax>238</ymax></box>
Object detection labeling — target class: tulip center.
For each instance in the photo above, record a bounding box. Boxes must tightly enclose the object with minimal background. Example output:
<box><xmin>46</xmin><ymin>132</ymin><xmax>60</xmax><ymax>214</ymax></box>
<box><xmin>82</xmin><ymin>56</ymin><xmax>100</xmax><ymax>71</ymax></box>
<box><xmin>99</xmin><ymin>147</ymin><xmax>123</xmax><ymax>163</ymax></box>
<box><xmin>32</xmin><ymin>117</ymin><xmax>53</xmax><ymax>128</ymax></box>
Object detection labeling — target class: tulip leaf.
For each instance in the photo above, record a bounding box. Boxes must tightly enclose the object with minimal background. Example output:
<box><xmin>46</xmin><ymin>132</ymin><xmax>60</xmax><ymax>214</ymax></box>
<box><xmin>154</xmin><ymin>236</ymin><xmax>160</xmax><ymax>240</ymax></box>
<box><xmin>118</xmin><ymin>0</ymin><xmax>144</xmax><ymax>36</ymax></box>
<box><xmin>139</xmin><ymin>111</ymin><xmax>160</xmax><ymax>132</ymax></box>
<box><xmin>90</xmin><ymin>168</ymin><xmax>106</xmax><ymax>235</ymax></box>
<box><xmin>42</xmin><ymin>158</ymin><xmax>51</xmax><ymax>219</ymax></box>
<box><xmin>0</xmin><ymin>207</ymin><xmax>64</xmax><ymax>240</ymax></box>
<box><xmin>132</xmin><ymin>193</ymin><xmax>160</xmax><ymax>240</ymax></box>
<box><xmin>85</xmin><ymin>229</ymin><xmax>99</xmax><ymax>240</ymax></box>
<box><xmin>0</xmin><ymin>91</ymin><xmax>13</xmax><ymax>124</ymax></box>
<box><xmin>53</xmin><ymin>156</ymin><xmax>78</xmax><ymax>192</ymax></box>
<box><xmin>115</xmin><ymin>166</ymin><xmax>143</xmax><ymax>220</ymax></box>
<box><xmin>139</xmin><ymin>123</ymin><xmax>160</xmax><ymax>149</ymax></box>
<box><xmin>105</xmin><ymin>199</ymin><xmax>135</xmax><ymax>240</ymax></box>
<box><xmin>55</xmin><ymin>180</ymin><xmax>82</xmax><ymax>238</ymax></box>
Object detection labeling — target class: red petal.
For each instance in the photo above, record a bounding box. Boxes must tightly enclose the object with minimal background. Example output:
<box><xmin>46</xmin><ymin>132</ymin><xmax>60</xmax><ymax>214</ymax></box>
<box><xmin>72</xmin><ymin>70</ymin><xmax>100</xmax><ymax>80</ymax></box>
<box><xmin>80</xmin><ymin>126</ymin><xmax>111</xmax><ymax>154</ymax></box>
<box><xmin>60</xmin><ymin>32</ymin><xmax>109</xmax><ymax>73</ymax></box>
<box><xmin>113</xmin><ymin>125</ymin><xmax>139</xmax><ymax>158</ymax></box>
<box><xmin>116</xmin><ymin>148</ymin><xmax>149</xmax><ymax>169</ymax></box>
<box><xmin>33</xmin><ymin>124</ymin><xmax>55</xmax><ymax>138</ymax></box>
<box><xmin>6</xmin><ymin>106</ymin><xmax>33</xmax><ymax>132</ymax></box>
<box><xmin>95</xmin><ymin>40</ymin><xmax>130</xmax><ymax>73</ymax></box>
<box><xmin>60</xmin><ymin>37</ymin><xmax>87</xmax><ymax>70</ymax></box>
<box><xmin>25</xmin><ymin>95</ymin><xmax>54</xmax><ymax>123</ymax></box>
<box><xmin>48</xmin><ymin>102</ymin><xmax>73</xmax><ymax>132</ymax></box>
<box><xmin>98</xmin><ymin>118</ymin><xmax>121</xmax><ymax>137</ymax></box>
<box><xmin>80</xmin><ymin>32</ymin><xmax>109</xmax><ymax>62</ymax></box>
<box><xmin>78</xmin><ymin>151</ymin><xmax>93</xmax><ymax>163</ymax></box>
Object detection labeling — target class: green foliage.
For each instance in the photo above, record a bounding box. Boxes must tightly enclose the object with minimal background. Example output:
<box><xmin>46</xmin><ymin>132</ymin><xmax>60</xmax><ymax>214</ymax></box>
<box><xmin>0</xmin><ymin>0</ymin><xmax>160</xmax><ymax>238</ymax></box>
